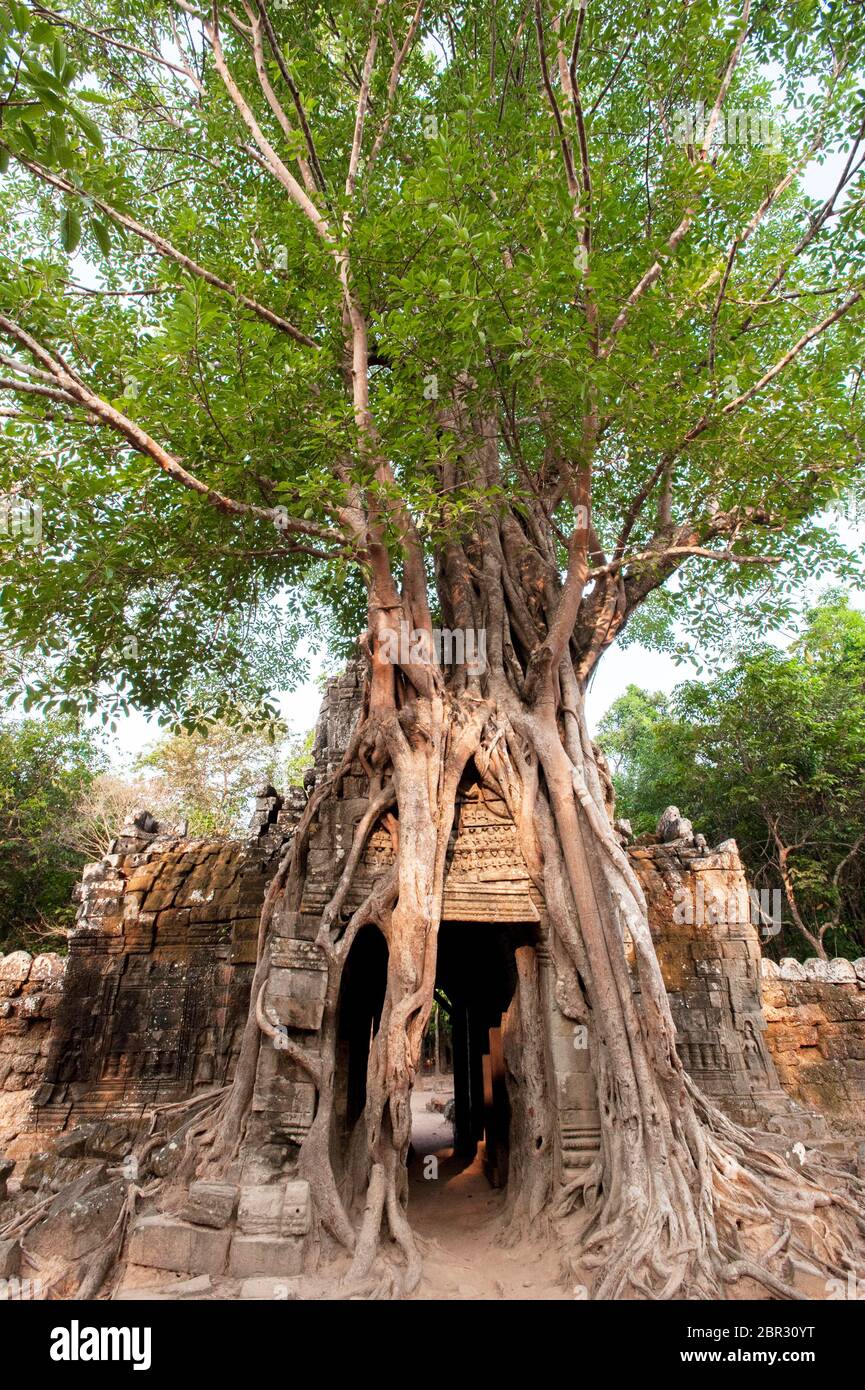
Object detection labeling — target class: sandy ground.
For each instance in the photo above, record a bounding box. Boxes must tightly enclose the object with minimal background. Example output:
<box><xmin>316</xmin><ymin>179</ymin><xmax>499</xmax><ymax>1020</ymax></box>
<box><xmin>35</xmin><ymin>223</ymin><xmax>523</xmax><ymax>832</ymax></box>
<box><xmin>407</xmin><ymin>1087</ymin><xmax>571</xmax><ymax>1300</ymax></box>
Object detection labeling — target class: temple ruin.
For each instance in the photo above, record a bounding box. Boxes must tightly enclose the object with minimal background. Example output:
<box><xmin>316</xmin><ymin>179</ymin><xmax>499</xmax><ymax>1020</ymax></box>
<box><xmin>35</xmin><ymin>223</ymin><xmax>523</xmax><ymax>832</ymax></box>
<box><xmin>2</xmin><ymin>664</ymin><xmax>864</xmax><ymax>1295</ymax></box>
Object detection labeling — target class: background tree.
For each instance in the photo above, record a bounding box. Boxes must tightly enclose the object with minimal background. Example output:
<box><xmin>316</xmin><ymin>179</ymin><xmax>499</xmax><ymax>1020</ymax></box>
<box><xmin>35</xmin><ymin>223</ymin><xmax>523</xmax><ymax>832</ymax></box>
<box><xmin>1</xmin><ymin>0</ymin><xmax>865</xmax><ymax>1298</ymax></box>
<box><xmin>599</xmin><ymin>593</ymin><xmax>865</xmax><ymax>960</ymax></box>
<box><xmin>0</xmin><ymin>712</ymin><xmax>103</xmax><ymax>949</ymax></box>
<box><xmin>66</xmin><ymin>722</ymin><xmax>314</xmax><ymax>853</ymax></box>
<box><xmin>134</xmin><ymin>718</ymin><xmax>310</xmax><ymax>835</ymax></box>
<box><xmin>63</xmin><ymin>768</ymin><xmax>170</xmax><ymax>859</ymax></box>
<box><xmin>594</xmin><ymin>685</ymin><xmax>686</xmax><ymax>830</ymax></box>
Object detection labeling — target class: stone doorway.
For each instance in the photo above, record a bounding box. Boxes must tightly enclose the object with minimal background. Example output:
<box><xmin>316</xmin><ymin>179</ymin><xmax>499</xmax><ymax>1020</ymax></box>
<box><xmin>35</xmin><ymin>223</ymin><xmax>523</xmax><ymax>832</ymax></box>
<box><xmin>411</xmin><ymin>921</ymin><xmax>540</xmax><ymax>1199</ymax></box>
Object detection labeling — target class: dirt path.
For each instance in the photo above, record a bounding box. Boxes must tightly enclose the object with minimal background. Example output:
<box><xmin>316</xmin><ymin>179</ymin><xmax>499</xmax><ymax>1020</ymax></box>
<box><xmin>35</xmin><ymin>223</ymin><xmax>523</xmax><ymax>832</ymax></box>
<box><xmin>407</xmin><ymin>1088</ymin><xmax>571</xmax><ymax>1300</ymax></box>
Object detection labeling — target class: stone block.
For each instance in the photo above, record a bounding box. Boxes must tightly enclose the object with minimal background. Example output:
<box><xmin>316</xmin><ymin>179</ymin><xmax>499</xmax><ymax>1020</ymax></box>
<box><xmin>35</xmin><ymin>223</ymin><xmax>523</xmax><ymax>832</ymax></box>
<box><xmin>281</xmin><ymin>1181</ymin><xmax>311</xmax><ymax>1236</ymax></box>
<box><xmin>114</xmin><ymin>1275</ymin><xmax>212</xmax><ymax>1301</ymax></box>
<box><xmin>28</xmin><ymin>1179</ymin><xmax>126</xmax><ymax>1262</ymax></box>
<box><xmin>20</xmin><ymin>1152</ymin><xmax>107</xmax><ymax>1194</ymax></box>
<box><xmin>54</xmin><ymin>1125</ymin><xmax>95</xmax><ymax>1159</ymax></box>
<box><xmin>0</xmin><ymin>952</ymin><xmax>31</xmax><ymax>985</ymax></box>
<box><xmin>778</xmin><ymin>958</ymin><xmax>806</xmax><ymax>980</ymax></box>
<box><xmin>128</xmin><ymin>1217</ymin><xmax>230</xmax><ymax>1275</ymax></box>
<box><xmin>30</xmin><ymin>953</ymin><xmax>65</xmax><ymax>985</ymax></box>
<box><xmin>86</xmin><ymin>1120</ymin><xmax>133</xmax><ymax>1160</ymax></box>
<box><xmin>803</xmin><ymin>958</ymin><xmax>833</xmax><ymax>982</ymax></box>
<box><xmin>265</xmin><ymin>961</ymin><xmax>327</xmax><ymax>1032</ymax></box>
<box><xmin>826</xmin><ymin>958</ymin><xmax>857</xmax><ymax>983</ymax></box>
<box><xmin>182</xmin><ymin>1181</ymin><xmax>238</xmax><ymax>1230</ymax></box>
<box><xmin>142</xmin><ymin>888</ymin><xmax>177</xmax><ymax>912</ymax></box>
<box><xmin>228</xmin><ymin>1235</ymin><xmax>303</xmax><ymax>1279</ymax></box>
<box><xmin>238</xmin><ymin>1184</ymin><xmax>283</xmax><ymax>1235</ymax></box>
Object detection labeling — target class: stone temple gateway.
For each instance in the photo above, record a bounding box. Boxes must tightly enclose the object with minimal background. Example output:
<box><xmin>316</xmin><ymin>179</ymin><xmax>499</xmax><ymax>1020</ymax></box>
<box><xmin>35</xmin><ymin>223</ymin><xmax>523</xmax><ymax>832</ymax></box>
<box><xmin>2</xmin><ymin>665</ymin><xmax>864</xmax><ymax>1292</ymax></box>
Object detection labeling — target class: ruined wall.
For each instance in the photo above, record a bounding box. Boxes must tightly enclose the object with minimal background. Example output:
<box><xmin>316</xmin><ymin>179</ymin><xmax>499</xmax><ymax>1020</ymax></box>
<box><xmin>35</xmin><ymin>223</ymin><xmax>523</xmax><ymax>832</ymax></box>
<box><xmin>761</xmin><ymin>957</ymin><xmax>865</xmax><ymax>1134</ymax></box>
<box><xmin>0</xmin><ymin>951</ymin><xmax>66</xmax><ymax>1159</ymax></box>
<box><xmin>31</xmin><ymin>815</ymin><xmax>293</xmax><ymax>1133</ymax></box>
<box><xmin>0</xmin><ymin>951</ymin><xmax>66</xmax><ymax>1096</ymax></box>
<box><xmin>632</xmin><ymin>837</ymin><xmax>800</xmax><ymax>1131</ymax></box>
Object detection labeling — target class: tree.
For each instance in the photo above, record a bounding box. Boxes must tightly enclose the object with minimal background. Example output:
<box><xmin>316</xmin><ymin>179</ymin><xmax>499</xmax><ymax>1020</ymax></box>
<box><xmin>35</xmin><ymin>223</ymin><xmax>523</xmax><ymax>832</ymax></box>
<box><xmin>0</xmin><ymin>712</ymin><xmax>103</xmax><ymax>948</ymax></box>
<box><xmin>1</xmin><ymin>0</ymin><xmax>865</xmax><ymax>1298</ymax></box>
<box><xmin>64</xmin><ymin>768</ymin><xmax>170</xmax><ymax>859</ymax></box>
<box><xmin>67</xmin><ymin>721</ymin><xmax>313</xmax><ymax>853</ymax></box>
<box><xmin>599</xmin><ymin>594</ymin><xmax>865</xmax><ymax>959</ymax></box>
<box><xmin>595</xmin><ymin>685</ymin><xmax>688</xmax><ymax>834</ymax></box>
<box><xmin>135</xmin><ymin>718</ymin><xmax>293</xmax><ymax>836</ymax></box>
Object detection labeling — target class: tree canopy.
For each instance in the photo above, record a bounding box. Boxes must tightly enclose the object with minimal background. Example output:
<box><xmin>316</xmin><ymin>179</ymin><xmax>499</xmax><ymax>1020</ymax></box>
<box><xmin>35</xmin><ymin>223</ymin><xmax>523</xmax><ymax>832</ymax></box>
<box><xmin>0</xmin><ymin>0</ymin><xmax>863</xmax><ymax>723</ymax></box>
<box><xmin>598</xmin><ymin>591</ymin><xmax>865</xmax><ymax>958</ymax></box>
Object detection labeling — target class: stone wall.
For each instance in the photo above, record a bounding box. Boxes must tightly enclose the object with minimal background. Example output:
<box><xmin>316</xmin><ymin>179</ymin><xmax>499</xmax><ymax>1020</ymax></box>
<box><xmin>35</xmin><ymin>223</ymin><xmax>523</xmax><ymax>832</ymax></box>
<box><xmin>0</xmin><ymin>950</ymin><xmax>66</xmax><ymax>1158</ymax></box>
<box><xmin>0</xmin><ymin>951</ymin><xmax>66</xmax><ymax>1096</ymax></box>
<box><xmin>31</xmin><ymin>815</ymin><xmax>293</xmax><ymax>1133</ymax></box>
<box><xmin>761</xmin><ymin>957</ymin><xmax>865</xmax><ymax>1134</ymax></box>
<box><xmin>632</xmin><ymin>839</ymin><xmax>801</xmax><ymax>1131</ymax></box>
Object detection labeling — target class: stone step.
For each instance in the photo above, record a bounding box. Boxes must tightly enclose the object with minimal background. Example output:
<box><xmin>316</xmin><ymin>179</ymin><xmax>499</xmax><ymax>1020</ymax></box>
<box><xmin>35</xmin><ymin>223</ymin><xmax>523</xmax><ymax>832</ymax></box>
<box><xmin>128</xmin><ymin>1216</ymin><xmax>231</xmax><ymax>1277</ymax></box>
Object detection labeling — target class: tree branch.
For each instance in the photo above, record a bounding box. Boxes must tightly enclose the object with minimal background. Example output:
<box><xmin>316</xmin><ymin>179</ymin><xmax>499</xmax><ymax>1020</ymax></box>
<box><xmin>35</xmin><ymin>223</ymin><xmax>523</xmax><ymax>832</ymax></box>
<box><xmin>598</xmin><ymin>0</ymin><xmax>752</xmax><ymax>359</ymax></box>
<box><xmin>206</xmin><ymin>5</ymin><xmax>332</xmax><ymax>240</ymax></box>
<box><xmin>681</xmin><ymin>287</ymin><xmax>863</xmax><ymax>449</ymax></box>
<box><xmin>366</xmin><ymin>0</ymin><xmax>425</xmax><ymax>180</ymax></box>
<box><xmin>6</xmin><ymin>150</ymin><xmax>319</xmax><ymax>347</ymax></box>
<box><xmin>244</xmin><ymin>1</ymin><xmax>321</xmax><ymax>201</ymax></box>
<box><xmin>255</xmin><ymin>0</ymin><xmax>328</xmax><ymax>195</ymax></box>
<box><xmin>0</xmin><ymin>315</ymin><xmax>342</xmax><ymax>545</ymax></box>
<box><xmin>32</xmin><ymin>3</ymin><xmax>204</xmax><ymax>89</ymax></box>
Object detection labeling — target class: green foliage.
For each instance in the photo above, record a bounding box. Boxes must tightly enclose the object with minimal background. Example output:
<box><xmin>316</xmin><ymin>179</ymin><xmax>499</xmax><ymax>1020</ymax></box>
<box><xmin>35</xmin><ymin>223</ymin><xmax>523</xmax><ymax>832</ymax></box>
<box><xmin>0</xmin><ymin>711</ymin><xmax>104</xmax><ymax>949</ymax></box>
<box><xmin>283</xmin><ymin>726</ymin><xmax>314</xmax><ymax>788</ymax></box>
<box><xmin>134</xmin><ymin>718</ymin><xmax>312</xmax><ymax>836</ymax></box>
<box><xmin>596</xmin><ymin>685</ymin><xmax>692</xmax><ymax>831</ymax></box>
<box><xmin>0</xmin><ymin>1</ymin><xmax>862</xmax><ymax>721</ymax></box>
<box><xmin>598</xmin><ymin>593</ymin><xmax>865</xmax><ymax>956</ymax></box>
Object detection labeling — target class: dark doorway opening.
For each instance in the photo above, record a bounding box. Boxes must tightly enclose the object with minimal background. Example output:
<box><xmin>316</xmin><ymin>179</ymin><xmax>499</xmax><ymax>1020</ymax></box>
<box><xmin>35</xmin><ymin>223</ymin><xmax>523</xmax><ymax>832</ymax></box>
<box><xmin>414</xmin><ymin>921</ymin><xmax>538</xmax><ymax>1192</ymax></box>
<box><xmin>334</xmin><ymin>923</ymin><xmax>388</xmax><ymax>1156</ymax></box>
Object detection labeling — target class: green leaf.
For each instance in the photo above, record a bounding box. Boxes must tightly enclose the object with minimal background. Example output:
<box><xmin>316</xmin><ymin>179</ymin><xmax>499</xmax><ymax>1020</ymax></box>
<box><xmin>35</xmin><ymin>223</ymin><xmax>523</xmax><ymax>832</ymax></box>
<box><xmin>60</xmin><ymin>204</ymin><xmax>81</xmax><ymax>253</ymax></box>
<box><xmin>71</xmin><ymin>106</ymin><xmax>104</xmax><ymax>153</ymax></box>
<box><xmin>51</xmin><ymin>36</ymin><xmax>66</xmax><ymax>79</ymax></box>
<box><xmin>90</xmin><ymin>217</ymin><xmax>111</xmax><ymax>257</ymax></box>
